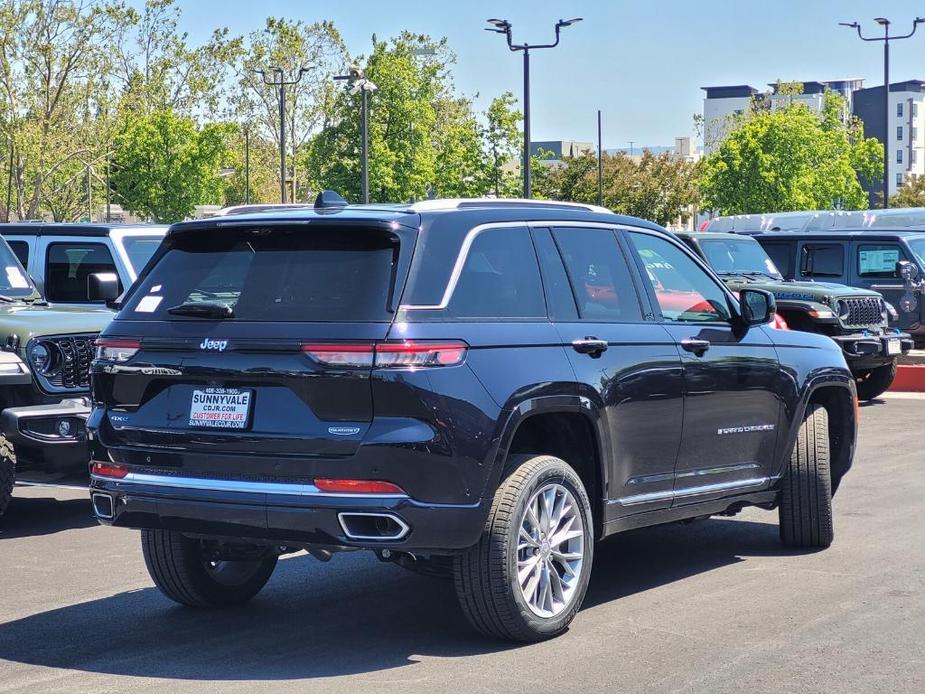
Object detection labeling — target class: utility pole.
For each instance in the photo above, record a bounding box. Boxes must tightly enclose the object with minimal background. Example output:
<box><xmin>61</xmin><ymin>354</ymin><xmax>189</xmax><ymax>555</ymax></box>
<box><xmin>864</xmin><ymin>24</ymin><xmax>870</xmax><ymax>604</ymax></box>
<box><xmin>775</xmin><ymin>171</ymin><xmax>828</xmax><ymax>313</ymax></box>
<box><xmin>486</xmin><ymin>17</ymin><xmax>582</xmax><ymax>198</ymax></box>
<box><xmin>597</xmin><ymin>110</ymin><xmax>603</xmax><ymax>206</ymax></box>
<box><xmin>244</xmin><ymin>125</ymin><xmax>250</xmax><ymax>205</ymax></box>
<box><xmin>256</xmin><ymin>66</ymin><xmax>309</xmax><ymax>203</ymax></box>
<box><xmin>105</xmin><ymin>151</ymin><xmax>111</xmax><ymax>222</ymax></box>
<box><xmin>840</xmin><ymin>17</ymin><xmax>925</xmax><ymax>208</ymax></box>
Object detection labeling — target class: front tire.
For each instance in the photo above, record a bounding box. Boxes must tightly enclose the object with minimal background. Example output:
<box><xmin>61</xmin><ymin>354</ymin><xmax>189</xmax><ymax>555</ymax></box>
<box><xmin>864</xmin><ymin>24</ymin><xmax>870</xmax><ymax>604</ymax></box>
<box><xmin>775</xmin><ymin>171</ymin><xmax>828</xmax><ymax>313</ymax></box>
<box><xmin>0</xmin><ymin>435</ymin><xmax>15</xmax><ymax>519</ymax></box>
<box><xmin>855</xmin><ymin>362</ymin><xmax>896</xmax><ymax>400</ymax></box>
<box><xmin>454</xmin><ymin>454</ymin><xmax>594</xmax><ymax>642</ymax></box>
<box><xmin>779</xmin><ymin>404</ymin><xmax>834</xmax><ymax>548</ymax></box>
<box><xmin>141</xmin><ymin>529</ymin><xmax>278</xmax><ymax>607</ymax></box>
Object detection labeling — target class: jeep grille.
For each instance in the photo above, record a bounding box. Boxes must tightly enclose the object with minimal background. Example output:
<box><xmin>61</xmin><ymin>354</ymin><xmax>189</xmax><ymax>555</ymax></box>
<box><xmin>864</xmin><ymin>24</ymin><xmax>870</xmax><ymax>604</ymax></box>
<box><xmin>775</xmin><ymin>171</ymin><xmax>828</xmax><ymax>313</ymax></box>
<box><xmin>34</xmin><ymin>334</ymin><xmax>97</xmax><ymax>392</ymax></box>
<box><xmin>840</xmin><ymin>297</ymin><xmax>884</xmax><ymax>328</ymax></box>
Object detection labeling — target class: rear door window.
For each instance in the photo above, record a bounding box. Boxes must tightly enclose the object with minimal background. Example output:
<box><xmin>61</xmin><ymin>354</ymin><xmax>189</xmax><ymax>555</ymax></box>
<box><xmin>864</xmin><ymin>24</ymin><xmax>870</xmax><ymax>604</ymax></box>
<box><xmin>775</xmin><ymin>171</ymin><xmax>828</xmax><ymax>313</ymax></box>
<box><xmin>552</xmin><ymin>227</ymin><xmax>643</xmax><ymax>322</ymax></box>
<box><xmin>45</xmin><ymin>242</ymin><xmax>119</xmax><ymax>302</ymax></box>
<box><xmin>123</xmin><ymin>227</ymin><xmax>402</xmax><ymax>322</ymax></box>
<box><xmin>447</xmin><ymin>226</ymin><xmax>545</xmax><ymax>319</ymax></box>
<box><xmin>800</xmin><ymin>243</ymin><xmax>845</xmax><ymax>278</ymax></box>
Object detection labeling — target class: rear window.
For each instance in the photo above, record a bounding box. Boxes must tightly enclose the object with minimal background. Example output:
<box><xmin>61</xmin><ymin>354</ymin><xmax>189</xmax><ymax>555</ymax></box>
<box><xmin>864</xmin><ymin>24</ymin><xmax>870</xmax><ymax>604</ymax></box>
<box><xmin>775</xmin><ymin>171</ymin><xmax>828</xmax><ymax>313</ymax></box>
<box><xmin>122</xmin><ymin>227</ymin><xmax>401</xmax><ymax>322</ymax></box>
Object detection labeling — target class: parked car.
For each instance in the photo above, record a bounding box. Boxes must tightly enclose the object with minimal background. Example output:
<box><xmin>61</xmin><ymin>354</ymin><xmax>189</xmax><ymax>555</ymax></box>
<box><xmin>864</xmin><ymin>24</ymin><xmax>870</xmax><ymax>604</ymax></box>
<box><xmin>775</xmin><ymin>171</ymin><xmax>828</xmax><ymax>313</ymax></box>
<box><xmin>0</xmin><ymin>223</ymin><xmax>167</xmax><ymax>308</ymax></box>
<box><xmin>749</xmin><ymin>229</ymin><xmax>925</xmax><ymax>345</ymax></box>
<box><xmin>0</xmin><ymin>237</ymin><xmax>112</xmax><ymax>518</ymax></box>
<box><xmin>89</xmin><ymin>196</ymin><xmax>857</xmax><ymax>642</ymax></box>
<box><xmin>676</xmin><ymin>231</ymin><xmax>912</xmax><ymax>399</ymax></box>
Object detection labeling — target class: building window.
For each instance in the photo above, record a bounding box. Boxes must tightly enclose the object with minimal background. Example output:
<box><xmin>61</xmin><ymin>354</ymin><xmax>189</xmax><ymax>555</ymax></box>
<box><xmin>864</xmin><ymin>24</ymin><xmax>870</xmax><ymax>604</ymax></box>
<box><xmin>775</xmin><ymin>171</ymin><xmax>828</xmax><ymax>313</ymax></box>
<box><xmin>898</xmin><ymin>102</ymin><xmax>904</xmax><ymax>118</ymax></box>
<box><xmin>897</xmin><ymin>173</ymin><xmax>904</xmax><ymax>187</ymax></box>
<box><xmin>898</xmin><ymin>126</ymin><xmax>904</xmax><ymax>141</ymax></box>
<box><xmin>914</xmin><ymin>103</ymin><xmax>920</xmax><ymax>118</ymax></box>
<box><xmin>913</xmin><ymin>127</ymin><xmax>919</xmax><ymax>142</ymax></box>
<box><xmin>912</xmin><ymin>149</ymin><xmax>918</xmax><ymax>164</ymax></box>
<box><xmin>897</xmin><ymin>149</ymin><xmax>903</xmax><ymax>164</ymax></box>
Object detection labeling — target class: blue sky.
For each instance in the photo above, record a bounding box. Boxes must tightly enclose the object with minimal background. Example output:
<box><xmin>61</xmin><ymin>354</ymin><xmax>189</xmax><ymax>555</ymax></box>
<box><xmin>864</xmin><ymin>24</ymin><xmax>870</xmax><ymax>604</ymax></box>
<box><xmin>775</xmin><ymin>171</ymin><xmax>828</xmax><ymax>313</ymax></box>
<box><xmin>167</xmin><ymin>0</ymin><xmax>925</xmax><ymax>148</ymax></box>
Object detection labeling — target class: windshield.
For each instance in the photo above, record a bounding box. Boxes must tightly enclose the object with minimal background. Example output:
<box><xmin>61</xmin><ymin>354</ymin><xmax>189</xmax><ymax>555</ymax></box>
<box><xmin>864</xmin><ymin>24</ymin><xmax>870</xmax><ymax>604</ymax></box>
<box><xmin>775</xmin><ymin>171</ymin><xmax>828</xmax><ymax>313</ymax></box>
<box><xmin>907</xmin><ymin>239</ymin><xmax>925</xmax><ymax>268</ymax></box>
<box><xmin>0</xmin><ymin>239</ymin><xmax>36</xmax><ymax>297</ymax></box>
<box><xmin>122</xmin><ymin>226</ymin><xmax>402</xmax><ymax>322</ymax></box>
<box><xmin>700</xmin><ymin>238</ymin><xmax>782</xmax><ymax>278</ymax></box>
<box><xmin>117</xmin><ymin>234</ymin><xmax>164</xmax><ymax>277</ymax></box>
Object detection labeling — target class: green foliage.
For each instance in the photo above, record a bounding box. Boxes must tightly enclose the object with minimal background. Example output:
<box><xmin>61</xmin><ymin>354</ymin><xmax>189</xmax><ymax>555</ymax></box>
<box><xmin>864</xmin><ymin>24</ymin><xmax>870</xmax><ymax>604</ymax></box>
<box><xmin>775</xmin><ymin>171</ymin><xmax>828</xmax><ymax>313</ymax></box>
<box><xmin>534</xmin><ymin>150</ymin><xmax>699</xmax><ymax>227</ymax></box>
<box><xmin>891</xmin><ymin>175</ymin><xmax>925</xmax><ymax>207</ymax></box>
<box><xmin>483</xmin><ymin>92</ymin><xmax>522</xmax><ymax>197</ymax></box>
<box><xmin>111</xmin><ymin>109</ymin><xmax>227</xmax><ymax>222</ymax></box>
<box><xmin>698</xmin><ymin>92</ymin><xmax>884</xmax><ymax>214</ymax></box>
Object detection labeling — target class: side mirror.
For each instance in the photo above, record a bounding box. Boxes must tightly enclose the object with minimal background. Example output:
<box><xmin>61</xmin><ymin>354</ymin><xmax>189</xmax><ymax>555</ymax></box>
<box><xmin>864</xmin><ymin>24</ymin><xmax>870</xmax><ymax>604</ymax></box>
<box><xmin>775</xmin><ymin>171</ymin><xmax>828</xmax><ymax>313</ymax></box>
<box><xmin>896</xmin><ymin>260</ymin><xmax>919</xmax><ymax>282</ymax></box>
<box><xmin>740</xmin><ymin>288</ymin><xmax>776</xmax><ymax>327</ymax></box>
<box><xmin>88</xmin><ymin>272</ymin><xmax>121</xmax><ymax>303</ymax></box>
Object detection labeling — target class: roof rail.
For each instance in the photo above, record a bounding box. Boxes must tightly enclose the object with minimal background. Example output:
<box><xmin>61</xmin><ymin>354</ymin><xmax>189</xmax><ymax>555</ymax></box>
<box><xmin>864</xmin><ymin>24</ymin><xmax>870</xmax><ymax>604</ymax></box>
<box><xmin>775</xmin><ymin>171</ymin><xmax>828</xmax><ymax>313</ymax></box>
<box><xmin>407</xmin><ymin>198</ymin><xmax>612</xmax><ymax>214</ymax></box>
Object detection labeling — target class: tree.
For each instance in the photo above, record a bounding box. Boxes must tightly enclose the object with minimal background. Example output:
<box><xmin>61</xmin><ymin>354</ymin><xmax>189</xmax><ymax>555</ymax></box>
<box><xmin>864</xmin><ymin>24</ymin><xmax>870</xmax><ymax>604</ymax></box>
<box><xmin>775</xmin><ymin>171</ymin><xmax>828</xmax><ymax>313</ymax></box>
<box><xmin>111</xmin><ymin>109</ymin><xmax>226</xmax><ymax>222</ymax></box>
<box><xmin>891</xmin><ymin>175</ymin><xmax>925</xmax><ymax>207</ymax></box>
<box><xmin>698</xmin><ymin>91</ymin><xmax>884</xmax><ymax>214</ymax></box>
<box><xmin>534</xmin><ymin>150</ymin><xmax>699</xmax><ymax>227</ymax></box>
<box><xmin>482</xmin><ymin>92</ymin><xmax>521</xmax><ymax>197</ymax></box>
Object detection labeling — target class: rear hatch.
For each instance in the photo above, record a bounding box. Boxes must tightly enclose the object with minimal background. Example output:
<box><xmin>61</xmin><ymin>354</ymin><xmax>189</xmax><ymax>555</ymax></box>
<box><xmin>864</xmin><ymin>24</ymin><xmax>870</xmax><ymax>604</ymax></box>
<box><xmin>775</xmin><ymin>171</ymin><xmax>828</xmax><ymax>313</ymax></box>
<box><xmin>94</xmin><ymin>219</ymin><xmax>415</xmax><ymax>463</ymax></box>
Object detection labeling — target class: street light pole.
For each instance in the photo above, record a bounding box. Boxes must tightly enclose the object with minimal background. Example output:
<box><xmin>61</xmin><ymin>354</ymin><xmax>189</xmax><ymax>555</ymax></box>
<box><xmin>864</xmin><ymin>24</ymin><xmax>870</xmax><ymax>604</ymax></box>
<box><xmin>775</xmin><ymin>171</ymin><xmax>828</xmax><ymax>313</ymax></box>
<box><xmin>486</xmin><ymin>17</ymin><xmax>582</xmax><ymax>198</ymax></box>
<box><xmin>244</xmin><ymin>125</ymin><xmax>251</xmax><ymax>205</ymax></box>
<box><xmin>840</xmin><ymin>17</ymin><xmax>925</xmax><ymax>208</ymax></box>
<box><xmin>256</xmin><ymin>66</ymin><xmax>309</xmax><ymax>204</ymax></box>
<box><xmin>335</xmin><ymin>66</ymin><xmax>378</xmax><ymax>204</ymax></box>
<box><xmin>597</xmin><ymin>109</ymin><xmax>603</xmax><ymax>206</ymax></box>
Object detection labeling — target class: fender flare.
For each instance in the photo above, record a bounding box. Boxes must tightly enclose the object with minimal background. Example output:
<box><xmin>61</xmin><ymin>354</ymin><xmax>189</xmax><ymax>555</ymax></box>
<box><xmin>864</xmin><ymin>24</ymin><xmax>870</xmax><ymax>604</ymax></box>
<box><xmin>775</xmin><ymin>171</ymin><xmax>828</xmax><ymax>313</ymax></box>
<box><xmin>483</xmin><ymin>394</ymin><xmax>610</xmax><ymax>506</ymax></box>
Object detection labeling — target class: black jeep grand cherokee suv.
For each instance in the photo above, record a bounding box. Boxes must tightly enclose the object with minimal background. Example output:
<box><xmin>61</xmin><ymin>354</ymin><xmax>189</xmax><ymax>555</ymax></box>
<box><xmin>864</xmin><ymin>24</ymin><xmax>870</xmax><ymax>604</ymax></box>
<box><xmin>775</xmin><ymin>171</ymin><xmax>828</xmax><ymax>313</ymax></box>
<box><xmin>89</xmin><ymin>197</ymin><xmax>857</xmax><ymax>642</ymax></box>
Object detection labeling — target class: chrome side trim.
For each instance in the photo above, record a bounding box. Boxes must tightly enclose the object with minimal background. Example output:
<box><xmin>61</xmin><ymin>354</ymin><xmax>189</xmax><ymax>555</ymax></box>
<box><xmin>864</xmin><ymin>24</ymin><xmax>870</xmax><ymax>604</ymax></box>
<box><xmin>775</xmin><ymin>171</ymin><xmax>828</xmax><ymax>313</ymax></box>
<box><xmin>90</xmin><ymin>471</ymin><xmax>408</xmax><ymax>499</ymax></box>
<box><xmin>337</xmin><ymin>512</ymin><xmax>411</xmax><ymax>541</ymax></box>
<box><xmin>611</xmin><ymin>476</ymin><xmax>770</xmax><ymax>507</ymax></box>
<box><xmin>399</xmin><ymin>220</ymin><xmax>621</xmax><ymax>311</ymax></box>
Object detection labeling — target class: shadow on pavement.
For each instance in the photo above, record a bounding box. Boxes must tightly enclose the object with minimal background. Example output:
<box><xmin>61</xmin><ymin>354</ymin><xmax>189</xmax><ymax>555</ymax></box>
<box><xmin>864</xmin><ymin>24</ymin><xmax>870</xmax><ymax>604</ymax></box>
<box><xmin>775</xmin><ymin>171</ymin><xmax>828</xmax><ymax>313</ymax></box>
<box><xmin>0</xmin><ymin>516</ymin><xmax>792</xmax><ymax>680</ymax></box>
<box><xmin>0</xmin><ymin>493</ymin><xmax>97</xmax><ymax>540</ymax></box>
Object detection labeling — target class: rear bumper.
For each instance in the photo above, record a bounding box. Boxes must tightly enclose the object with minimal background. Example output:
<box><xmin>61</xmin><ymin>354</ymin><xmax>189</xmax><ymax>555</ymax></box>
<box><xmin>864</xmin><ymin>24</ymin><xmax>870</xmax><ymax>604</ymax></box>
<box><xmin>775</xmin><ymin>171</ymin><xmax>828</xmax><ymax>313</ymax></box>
<box><xmin>831</xmin><ymin>331</ymin><xmax>913</xmax><ymax>370</ymax></box>
<box><xmin>0</xmin><ymin>398</ymin><xmax>91</xmax><ymax>473</ymax></box>
<box><xmin>89</xmin><ymin>474</ymin><xmax>489</xmax><ymax>553</ymax></box>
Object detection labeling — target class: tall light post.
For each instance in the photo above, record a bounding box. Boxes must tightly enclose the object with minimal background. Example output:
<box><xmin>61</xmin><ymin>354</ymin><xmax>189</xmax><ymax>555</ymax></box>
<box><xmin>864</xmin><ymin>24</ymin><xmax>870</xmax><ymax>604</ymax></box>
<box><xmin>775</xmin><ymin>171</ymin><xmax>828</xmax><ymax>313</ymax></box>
<box><xmin>335</xmin><ymin>66</ymin><xmax>378</xmax><ymax>204</ymax></box>
<box><xmin>840</xmin><ymin>17</ymin><xmax>925</xmax><ymax>208</ymax></box>
<box><xmin>256</xmin><ymin>66</ymin><xmax>309</xmax><ymax>203</ymax></box>
<box><xmin>486</xmin><ymin>17</ymin><xmax>582</xmax><ymax>198</ymax></box>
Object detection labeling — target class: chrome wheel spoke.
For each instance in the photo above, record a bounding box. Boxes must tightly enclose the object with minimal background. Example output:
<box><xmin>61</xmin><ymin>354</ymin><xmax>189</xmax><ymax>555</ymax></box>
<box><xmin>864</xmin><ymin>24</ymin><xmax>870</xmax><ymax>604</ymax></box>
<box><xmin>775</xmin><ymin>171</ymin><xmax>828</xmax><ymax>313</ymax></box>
<box><xmin>516</xmin><ymin>481</ymin><xmax>585</xmax><ymax>619</ymax></box>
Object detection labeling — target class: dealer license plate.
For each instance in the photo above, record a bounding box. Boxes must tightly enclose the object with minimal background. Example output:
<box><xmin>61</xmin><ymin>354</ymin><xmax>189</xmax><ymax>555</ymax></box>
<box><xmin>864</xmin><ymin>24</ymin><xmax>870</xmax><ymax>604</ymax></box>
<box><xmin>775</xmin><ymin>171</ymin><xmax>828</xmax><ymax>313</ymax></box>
<box><xmin>189</xmin><ymin>387</ymin><xmax>252</xmax><ymax>429</ymax></box>
<box><xmin>886</xmin><ymin>338</ymin><xmax>901</xmax><ymax>356</ymax></box>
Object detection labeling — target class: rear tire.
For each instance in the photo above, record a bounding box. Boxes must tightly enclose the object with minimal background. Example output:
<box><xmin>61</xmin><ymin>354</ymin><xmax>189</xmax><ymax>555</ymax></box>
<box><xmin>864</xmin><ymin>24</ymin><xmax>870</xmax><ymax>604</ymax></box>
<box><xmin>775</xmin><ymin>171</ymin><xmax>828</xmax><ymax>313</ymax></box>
<box><xmin>855</xmin><ymin>362</ymin><xmax>896</xmax><ymax>400</ymax></box>
<box><xmin>0</xmin><ymin>435</ymin><xmax>15</xmax><ymax>519</ymax></box>
<box><xmin>454</xmin><ymin>454</ymin><xmax>594</xmax><ymax>642</ymax></box>
<box><xmin>779</xmin><ymin>404</ymin><xmax>834</xmax><ymax>548</ymax></box>
<box><xmin>141</xmin><ymin>529</ymin><xmax>278</xmax><ymax>607</ymax></box>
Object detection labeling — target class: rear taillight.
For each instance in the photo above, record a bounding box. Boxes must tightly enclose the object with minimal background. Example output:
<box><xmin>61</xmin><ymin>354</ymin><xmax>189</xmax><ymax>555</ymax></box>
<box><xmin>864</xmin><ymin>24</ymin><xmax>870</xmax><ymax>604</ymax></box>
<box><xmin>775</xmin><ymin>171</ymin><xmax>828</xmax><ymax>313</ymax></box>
<box><xmin>94</xmin><ymin>338</ymin><xmax>140</xmax><ymax>363</ymax></box>
<box><xmin>375</xmin><ymin>341</ymin><xmax>467</xmax><ymax>367</ymax></box>
<box><xmin>314</xmin><ymin>478</ymin><xmax>406</xmax><ymax>495</ymax></box>
<box><xmin>91</xmin><ymin>462</ymin><xmax>128</xmax><ymax>479</ymax></box>
<box><xmin>301</xmin><ymin>341</ymin><xmax>467</xmax><ymax>368</ymax></box>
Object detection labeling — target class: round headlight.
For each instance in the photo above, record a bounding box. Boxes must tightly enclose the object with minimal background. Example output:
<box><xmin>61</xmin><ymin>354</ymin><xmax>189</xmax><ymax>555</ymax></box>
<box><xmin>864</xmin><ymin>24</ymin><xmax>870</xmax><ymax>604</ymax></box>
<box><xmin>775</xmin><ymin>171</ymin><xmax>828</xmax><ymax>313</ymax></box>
<box><xmin>28</xmin><ymin>341</ymin><xmax>58</xmax><ymax>375</ymax></box>
<box><xmin>835</xmin><ymin>299</ymin><xmax>851</xmax><ymax>321</ymax></box>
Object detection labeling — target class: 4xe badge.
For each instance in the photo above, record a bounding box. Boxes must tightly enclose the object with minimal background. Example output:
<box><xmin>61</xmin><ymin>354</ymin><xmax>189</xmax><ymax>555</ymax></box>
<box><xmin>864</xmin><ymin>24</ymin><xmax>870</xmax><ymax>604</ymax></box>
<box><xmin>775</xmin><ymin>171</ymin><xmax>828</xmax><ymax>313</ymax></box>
<box><xmin>199</xmin><ymin>338</ymin><xmax>228</xmax><ymax>351</ymax></box>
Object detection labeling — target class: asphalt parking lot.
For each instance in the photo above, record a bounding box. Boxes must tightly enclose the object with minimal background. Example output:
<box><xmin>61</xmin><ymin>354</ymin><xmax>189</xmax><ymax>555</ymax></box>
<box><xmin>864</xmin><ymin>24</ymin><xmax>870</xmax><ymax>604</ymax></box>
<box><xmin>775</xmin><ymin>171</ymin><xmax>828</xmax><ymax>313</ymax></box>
<box><xmin>0</xmin><ymin>396</ymin><xmax>922</xmax><ymax>694</ymax></box>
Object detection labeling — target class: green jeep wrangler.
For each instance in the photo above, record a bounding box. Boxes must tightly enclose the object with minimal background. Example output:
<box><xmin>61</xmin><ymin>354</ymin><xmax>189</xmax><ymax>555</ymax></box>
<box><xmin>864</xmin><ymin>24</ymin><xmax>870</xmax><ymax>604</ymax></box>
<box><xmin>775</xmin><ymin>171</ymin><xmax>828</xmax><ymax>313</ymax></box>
<box><xmin>0</xmin><ymin>239</ymin><xmax>112</xmax><ymax>518</ymax></box>
<box><xmin>676</xmin><ymin>231</ymin><xmax>913</xmax><ymax>400</ymax></box>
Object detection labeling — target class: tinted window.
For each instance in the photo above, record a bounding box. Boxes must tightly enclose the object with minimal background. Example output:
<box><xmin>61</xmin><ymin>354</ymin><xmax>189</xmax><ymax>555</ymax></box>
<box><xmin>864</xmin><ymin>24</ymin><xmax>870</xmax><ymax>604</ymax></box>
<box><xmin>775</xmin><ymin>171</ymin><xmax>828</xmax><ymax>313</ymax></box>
<box><xmin>532</xmin><ymin>228</ymin><xmax>578</xmax><ymax>320</ymax></box>
<box><xmin>628</xmin><ymin>232</ymin><xmax>730</xmax><ymax>323</ymax></box>
<box><xmin>45</xmin><ymin>242</ymin><xmax>118</xmax><ymax>302</ymax></box>
<box><xmin>120</xmin><ymin>236</ymin><xmax>162</xmax><ymax>275</ymax></box>
<box><xmin>123</xmin><ymin>227</ymin><xmax>401</xmax><ymax>322</ymax></box>
<box><xmin>761</xmin><ymin>242</ymin><xmax>794</xmax><ymax>278</ymax></box>
<box><xmin>7</xmin><ymin>240</ymin><xmax>28</xmax><ymax>268</ymax></box>
<box><xmin>552</xmin><ymin>227</ymin><xmax>642</xmax><ymax>322</ymax></box>
<box><xmin>800</xmin><ymin>243</ymin><xmax>844</xmax><ymax>278</ymax></box>
<box><xmin>448</xmin><ymin>227</ymin><xmax>545</xmax><ymax>318</ymax></box>
<box><xmin>0</xmin><ymin>241</ymin><xmax>33</xmax><ymax>296</ymax></box>
<box><xmin>858</xmin><ymin>244</ymin><xmax>903</xmax><ymax>278</ymax></box>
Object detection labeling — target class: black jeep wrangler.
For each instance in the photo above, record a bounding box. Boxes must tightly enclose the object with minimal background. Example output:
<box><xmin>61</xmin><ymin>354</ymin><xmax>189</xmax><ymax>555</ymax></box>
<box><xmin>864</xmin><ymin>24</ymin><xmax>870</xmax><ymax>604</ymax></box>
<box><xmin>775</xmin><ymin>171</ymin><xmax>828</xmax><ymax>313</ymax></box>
<box><xmin>89</xmin><ymin>197</ymin><xmax>857</xmax><ymax>641</ymax></box>
<box><xmin>676</xmin><ymin>231</ymin><xmax>912</xmax><ymax>400</ymax></box>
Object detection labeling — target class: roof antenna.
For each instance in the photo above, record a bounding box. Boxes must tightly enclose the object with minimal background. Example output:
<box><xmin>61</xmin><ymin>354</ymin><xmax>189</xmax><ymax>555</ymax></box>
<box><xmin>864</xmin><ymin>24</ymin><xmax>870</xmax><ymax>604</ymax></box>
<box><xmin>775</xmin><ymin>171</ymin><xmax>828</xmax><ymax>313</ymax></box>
<box><xmin>314</xmin><ymin>190</ymin><xmax>349</xmax><ymax>210</ymax></box>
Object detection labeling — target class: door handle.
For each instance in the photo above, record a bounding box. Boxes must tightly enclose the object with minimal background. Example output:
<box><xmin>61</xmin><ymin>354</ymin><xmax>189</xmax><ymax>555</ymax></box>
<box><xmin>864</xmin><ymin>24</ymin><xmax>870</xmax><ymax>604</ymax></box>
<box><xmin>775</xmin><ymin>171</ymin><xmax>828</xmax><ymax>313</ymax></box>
<box><xmin>572</xmin><ymin>337</ymin><xmax>609</xmax><ymax>357</ymax></box>
<box><xmin>680</xmin><ymin>337</ymin><xmax>711</xmax><ymax>355</ymax></box>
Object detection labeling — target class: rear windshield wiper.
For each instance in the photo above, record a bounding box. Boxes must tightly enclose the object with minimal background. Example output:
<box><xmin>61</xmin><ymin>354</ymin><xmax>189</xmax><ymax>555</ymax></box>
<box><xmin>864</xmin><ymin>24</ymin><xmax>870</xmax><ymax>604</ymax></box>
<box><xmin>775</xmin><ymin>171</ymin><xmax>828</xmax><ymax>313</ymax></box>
<box><xmin>166</xmin><ymin>301</ymin><xmax>234</xmax><ymax>319</ymax></box>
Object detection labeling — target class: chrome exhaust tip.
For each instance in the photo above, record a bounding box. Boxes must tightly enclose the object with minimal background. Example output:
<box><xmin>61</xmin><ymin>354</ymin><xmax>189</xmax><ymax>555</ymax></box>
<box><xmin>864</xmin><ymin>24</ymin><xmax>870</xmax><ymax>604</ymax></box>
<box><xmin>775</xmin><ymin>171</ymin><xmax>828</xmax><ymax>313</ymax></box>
<box><xmin>337</xmin><ymin>512</ymin><xmax>410</xmax><ymax>541</ymax></box>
